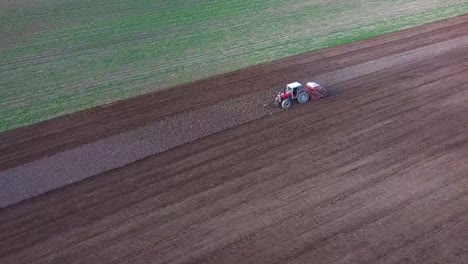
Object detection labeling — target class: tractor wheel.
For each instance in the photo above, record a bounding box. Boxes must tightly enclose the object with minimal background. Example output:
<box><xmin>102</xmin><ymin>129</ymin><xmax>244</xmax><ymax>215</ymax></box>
<box><xmin>297</xmin><ymin>92</ymin><xmax>309</xmax><ymax>104</ymax></box>
<box><xmin>281</xmin><ymin>98</ymin><xmax>292</xmax><ymax>109</ymax></box>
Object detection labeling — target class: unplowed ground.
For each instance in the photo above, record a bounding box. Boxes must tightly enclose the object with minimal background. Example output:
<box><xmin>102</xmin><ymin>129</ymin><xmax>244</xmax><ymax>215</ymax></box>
<box><xmin>1</xmin><ymin>15</ymin><xmax>468</xmax><ymax>264</ymax></box>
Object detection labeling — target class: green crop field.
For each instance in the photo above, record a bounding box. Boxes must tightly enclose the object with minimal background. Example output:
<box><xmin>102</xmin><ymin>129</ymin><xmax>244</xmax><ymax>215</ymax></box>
<box><xmin>1</xmin><ymin>0</ymin><xmax>468</xmax><ymax>132</ymax></box>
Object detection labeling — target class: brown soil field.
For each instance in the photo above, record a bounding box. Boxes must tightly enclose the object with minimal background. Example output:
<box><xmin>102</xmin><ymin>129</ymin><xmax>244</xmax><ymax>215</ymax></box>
<box><xmin>1</xmin><ymin>14</ymin><xmax>468</xmax><ymax>264</ymax></box>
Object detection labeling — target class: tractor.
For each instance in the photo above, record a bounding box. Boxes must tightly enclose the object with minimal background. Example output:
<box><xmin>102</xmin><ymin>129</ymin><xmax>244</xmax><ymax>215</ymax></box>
<box><xmin>274</xmin><ymin>81</ymin><xmax>328</xmax><ymax>109</ymax></box>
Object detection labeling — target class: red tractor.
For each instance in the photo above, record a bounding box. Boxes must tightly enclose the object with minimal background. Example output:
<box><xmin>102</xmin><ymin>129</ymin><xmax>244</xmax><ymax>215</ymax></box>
<box><xmin>274</xmin><ymin>81</ymin><xmax>328</xmax><ymax>109</ymax></box>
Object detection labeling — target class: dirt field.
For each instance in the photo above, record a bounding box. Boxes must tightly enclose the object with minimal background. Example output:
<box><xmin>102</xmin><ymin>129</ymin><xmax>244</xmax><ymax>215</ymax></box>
<box><xmin>1</xmin><ymin>14</ymin><xmax>468</xmax><ymax>264</ymax></box>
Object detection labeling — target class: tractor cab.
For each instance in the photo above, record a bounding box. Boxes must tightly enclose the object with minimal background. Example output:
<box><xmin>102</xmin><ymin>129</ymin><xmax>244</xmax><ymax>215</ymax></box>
<box><xmin>285</xmin><ymin>82</ymin><xmax>303</xmax><ymax>98</ymax></box>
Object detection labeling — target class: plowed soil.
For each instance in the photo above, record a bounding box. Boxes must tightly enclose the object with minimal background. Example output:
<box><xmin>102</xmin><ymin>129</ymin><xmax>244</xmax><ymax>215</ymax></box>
<box><xmin>1</xmin><ymin>14</ymin><xmax>468</xmax><ymax>264</ymax></box>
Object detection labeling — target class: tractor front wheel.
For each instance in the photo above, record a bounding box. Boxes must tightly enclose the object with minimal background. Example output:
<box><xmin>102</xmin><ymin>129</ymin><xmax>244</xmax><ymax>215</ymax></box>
<box><xmin>281</xmin><ymin>98</ymin><xmax>292</xmax><ymax>109</ymax></box>
<box><xmin>297</xmin><ymin>92</ymin><xmax>309</xmax><ymax>104</ymax></box>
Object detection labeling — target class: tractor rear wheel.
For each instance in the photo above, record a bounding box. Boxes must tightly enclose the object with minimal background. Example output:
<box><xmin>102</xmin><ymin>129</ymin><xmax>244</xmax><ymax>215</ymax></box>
<box><xmin>297</xmin><ymin>92</ymin><xmax>309</xmax><ymax>104</ymax></box>
<box><xmin>281</xmin><ymin>98</ymin><xmax>292</xmax><ymax>109</ymax></box>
